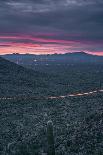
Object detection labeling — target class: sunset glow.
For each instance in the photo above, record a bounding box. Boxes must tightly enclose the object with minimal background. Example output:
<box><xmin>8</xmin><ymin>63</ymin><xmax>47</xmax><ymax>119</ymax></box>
<box><xmin>0</xmin><ymin>0</ymin><xmax>103</xmax><ymax>55</ymax></box>
<box><xmin>0</xmin><ymin>34</ymin><xmax>103</xmax><ymax>55</ymax></box>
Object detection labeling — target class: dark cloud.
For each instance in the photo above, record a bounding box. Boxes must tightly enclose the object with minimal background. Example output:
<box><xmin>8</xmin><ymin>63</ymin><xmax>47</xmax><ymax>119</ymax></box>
<box><xmin>0</xmin><ymin>44</ymin><xmax>11</xmax><ymax>47</ymax></box>
<box><xmin>0</xmin><ymin>0</ymin><xmax>103</xmax><ymax>53</ymax></box>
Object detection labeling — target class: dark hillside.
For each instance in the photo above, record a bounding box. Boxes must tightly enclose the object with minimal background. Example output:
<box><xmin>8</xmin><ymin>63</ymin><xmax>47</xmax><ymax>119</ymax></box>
<box><xmin>0</xmin><ymin>57</ymin><xmax>53</xmax><ymax>96</ymax></box>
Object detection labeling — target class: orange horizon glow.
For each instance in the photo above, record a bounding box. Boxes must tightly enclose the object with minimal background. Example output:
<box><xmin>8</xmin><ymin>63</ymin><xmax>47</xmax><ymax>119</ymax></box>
<box><xmin>0</xmin><ymin>34</ymin><xmax>103</xmax><ymax>56</ymax></box>
<box><xmin>0</xmin><ymin>48</ymin><xmax>103</xmax><ymax>56</ymax></box>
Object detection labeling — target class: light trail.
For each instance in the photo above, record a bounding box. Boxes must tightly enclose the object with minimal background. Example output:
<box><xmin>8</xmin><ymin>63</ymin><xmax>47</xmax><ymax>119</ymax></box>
<box><xmin>0</xmin><ymin>89</ymin><xmax>103</xmax><ymax>101</ymax></box>
<box><xmin>99</xmin><ymin>90</ymin><xmax>103</xmax><ymax>92</ymax></box>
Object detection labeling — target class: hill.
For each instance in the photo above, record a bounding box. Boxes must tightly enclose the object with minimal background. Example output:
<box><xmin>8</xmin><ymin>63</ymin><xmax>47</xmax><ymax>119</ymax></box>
<box><xmin>1</xmin><ymin>53</ymin><xmax>103</xmax><ymax>95</ymax></box>
<box><xmin>0</xmin><ymin>57</ymin><xmax>55</xmax><ymax>97</ymax></box>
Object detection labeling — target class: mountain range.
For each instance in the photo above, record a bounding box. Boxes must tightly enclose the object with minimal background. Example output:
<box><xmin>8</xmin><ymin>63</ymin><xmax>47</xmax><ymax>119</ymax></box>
<box><xmin>2</xmin><ymin>52</ymin><xmax>103</xmax><ymax>66</ymax></box>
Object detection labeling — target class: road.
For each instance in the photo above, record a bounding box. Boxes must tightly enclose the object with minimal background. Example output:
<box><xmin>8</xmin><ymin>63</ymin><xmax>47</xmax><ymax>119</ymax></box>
<box><xmin>0</xmin><ymin>89</ymin><xmax>103</xmax><ymax>101</ymax></box>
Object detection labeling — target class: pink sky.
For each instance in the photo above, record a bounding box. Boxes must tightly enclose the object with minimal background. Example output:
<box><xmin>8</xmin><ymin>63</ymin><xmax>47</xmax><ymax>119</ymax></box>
<box><xmin>0</xmin><ymin>34</ymin><xmax>103</xmax><ymax>56</ymax></box>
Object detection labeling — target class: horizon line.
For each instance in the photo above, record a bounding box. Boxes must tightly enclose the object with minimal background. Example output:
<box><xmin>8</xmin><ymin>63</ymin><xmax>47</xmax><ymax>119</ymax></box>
<box><xmin>0</xmin><ymin>51</ymin><xmax>103</xmax><ymax>56</ymax></box>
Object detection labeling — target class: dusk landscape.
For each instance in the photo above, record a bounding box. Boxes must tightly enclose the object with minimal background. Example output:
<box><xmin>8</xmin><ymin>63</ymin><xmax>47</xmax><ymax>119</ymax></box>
<box><xmin>0</xmin><ymin>0</ymin><xmax>103</xmax><ymax>155</ymax></box>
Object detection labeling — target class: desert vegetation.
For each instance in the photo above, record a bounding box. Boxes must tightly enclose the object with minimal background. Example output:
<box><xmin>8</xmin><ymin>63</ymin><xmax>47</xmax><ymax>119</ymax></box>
<box><xmin>0</xmin><ymin>55</ymin><xmax>103</xmax><ymax>155</ymax></box>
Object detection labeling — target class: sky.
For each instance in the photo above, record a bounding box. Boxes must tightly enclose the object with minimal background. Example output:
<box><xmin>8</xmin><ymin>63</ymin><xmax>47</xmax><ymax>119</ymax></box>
<box><xmin>0</xmin><ymin>0</ymin><xmax>103</xmax><ymax>55</ymax></box>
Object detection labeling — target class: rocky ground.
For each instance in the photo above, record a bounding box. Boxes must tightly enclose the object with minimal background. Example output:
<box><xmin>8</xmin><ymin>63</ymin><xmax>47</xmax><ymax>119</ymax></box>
<box><xmin>0</xmin><ymin>93</ymin><xmax>103</xmax><ymax>155</ymax></box>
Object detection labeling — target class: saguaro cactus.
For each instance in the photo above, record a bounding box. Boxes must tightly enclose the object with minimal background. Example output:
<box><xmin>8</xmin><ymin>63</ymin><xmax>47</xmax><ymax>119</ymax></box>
<box><xmin>47</xmin><ymin>120</ymin><xmax>55</xmax><ymax>155</ymax></box>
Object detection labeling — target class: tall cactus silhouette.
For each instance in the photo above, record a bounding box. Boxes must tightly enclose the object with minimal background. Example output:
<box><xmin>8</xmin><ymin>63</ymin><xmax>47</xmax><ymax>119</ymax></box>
<box><xmin>47</xmin><ymin>120</ymin><xmax>55</xmax><ymax>155</ymax></box>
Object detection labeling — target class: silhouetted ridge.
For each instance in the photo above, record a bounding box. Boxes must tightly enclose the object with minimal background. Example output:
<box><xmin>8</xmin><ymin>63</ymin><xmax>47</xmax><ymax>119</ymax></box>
<box><xmin>0</xmin><ymin>57</ymin><xmax>51</xmax><ymax>96</ymax></box>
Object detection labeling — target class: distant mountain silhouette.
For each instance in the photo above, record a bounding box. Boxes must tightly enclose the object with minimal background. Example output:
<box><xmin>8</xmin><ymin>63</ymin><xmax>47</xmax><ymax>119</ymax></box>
<box><xmin>0</xmin><ymin>57</ymin><xmax>51</xmax><ymax>96</ymax></box>
<box><xmin>2</xmin><ymin>52</ymin><xmax>103</xmax><ymax>65</ymax></box>
<box><xmin>66</xmin><ymin>51</ymin><xmax>90</xmax><ymax>56</ymax></box>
